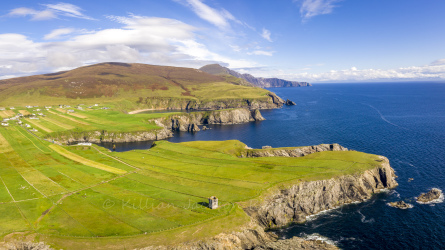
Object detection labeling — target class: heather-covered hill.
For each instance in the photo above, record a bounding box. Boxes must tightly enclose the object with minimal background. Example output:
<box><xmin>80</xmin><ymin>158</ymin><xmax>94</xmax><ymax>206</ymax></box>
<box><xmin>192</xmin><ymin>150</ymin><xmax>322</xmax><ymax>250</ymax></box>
<box><xmin>0</xmin><ymin>63</ymin><xmax>283</xmax><ymax>111</ymax></box>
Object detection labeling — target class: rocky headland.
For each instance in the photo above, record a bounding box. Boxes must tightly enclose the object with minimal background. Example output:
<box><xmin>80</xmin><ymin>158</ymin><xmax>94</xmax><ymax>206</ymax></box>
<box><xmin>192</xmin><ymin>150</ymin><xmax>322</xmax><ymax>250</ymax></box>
<box><xmin>46</xmin><ymin>108</ymin><xmax>265</xmax><ymax>144</ymax></box>
<box><xmin>139</xmin><ymin>147</ymin><xmax>397</xmax><ymax>249</ymax></box>
<box><xmin>199</xmin><ymin>64</ymin><xmax>311</xmax><ymax>88</ymax></box>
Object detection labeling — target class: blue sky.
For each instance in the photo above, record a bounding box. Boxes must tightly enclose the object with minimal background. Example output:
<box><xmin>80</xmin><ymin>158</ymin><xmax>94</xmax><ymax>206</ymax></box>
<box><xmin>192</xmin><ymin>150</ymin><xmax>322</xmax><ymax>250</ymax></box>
<box><xmin>1</xmin><ymin>0</ymin><xmax>444</xmax><ymax>82</ymax></box>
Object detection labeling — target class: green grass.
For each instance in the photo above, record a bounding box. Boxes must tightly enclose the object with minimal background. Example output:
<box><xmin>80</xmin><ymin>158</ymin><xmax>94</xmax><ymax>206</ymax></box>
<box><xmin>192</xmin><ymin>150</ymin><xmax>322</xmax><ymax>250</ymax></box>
<box><xmin>0</xmin><ymin>121</ymin><xmax>384</xmax><ymax>248</ymax></box>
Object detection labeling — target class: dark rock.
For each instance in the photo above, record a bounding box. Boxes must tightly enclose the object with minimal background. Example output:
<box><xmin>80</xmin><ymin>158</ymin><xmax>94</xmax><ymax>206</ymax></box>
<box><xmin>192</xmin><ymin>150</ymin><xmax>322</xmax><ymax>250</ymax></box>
<box><xmin>417</xmin><ymin>188</ymin><xmax>442</xmax><ymax>203</ymax></box>
<box><xmin>285</xmin><ymin>99</ymin><xmax>296</xmax><ymax>106</ymax></box>
<box><xmin>388</xmin><ymin>200</ymin><xmax>413</xmax><ymax>209</ymax></box>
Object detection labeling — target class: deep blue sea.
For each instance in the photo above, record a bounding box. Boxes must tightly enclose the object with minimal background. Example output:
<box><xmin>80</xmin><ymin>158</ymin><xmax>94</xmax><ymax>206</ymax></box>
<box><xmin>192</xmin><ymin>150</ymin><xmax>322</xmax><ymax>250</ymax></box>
<box><xmin>104</xmin><ymin>82</ymin><xmax>445</xmax><ymax>249</ymax></box>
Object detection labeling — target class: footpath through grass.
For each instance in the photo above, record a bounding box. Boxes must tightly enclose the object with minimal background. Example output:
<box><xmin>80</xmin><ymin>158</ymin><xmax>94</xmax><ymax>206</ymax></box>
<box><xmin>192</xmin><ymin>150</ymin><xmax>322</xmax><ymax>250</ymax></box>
<box><xmin>0</xmin><ymin>122</ymin><xmax>382</xmax><ymax>249</ymax></box>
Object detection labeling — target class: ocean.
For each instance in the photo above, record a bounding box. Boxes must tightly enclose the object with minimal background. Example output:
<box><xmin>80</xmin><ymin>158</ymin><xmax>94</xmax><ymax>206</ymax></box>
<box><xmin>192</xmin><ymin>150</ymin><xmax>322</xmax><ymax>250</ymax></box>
<box><xmin>103</xmin><ymin>82</ymin><xmax>445</xmax><ymax>249</ymax></box>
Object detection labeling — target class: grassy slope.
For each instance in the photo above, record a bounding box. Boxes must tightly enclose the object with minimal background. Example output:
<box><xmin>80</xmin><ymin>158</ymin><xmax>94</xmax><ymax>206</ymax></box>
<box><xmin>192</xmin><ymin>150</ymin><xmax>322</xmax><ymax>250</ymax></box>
<box><xmin>0</xmin><ymin>63</ymin><xmax>270</xmax><ymax>109</ymax></box>
<box><xmin>0</xmin><ymin>123</ymin><xmax>383</xmax><ymax>249</ymax></box>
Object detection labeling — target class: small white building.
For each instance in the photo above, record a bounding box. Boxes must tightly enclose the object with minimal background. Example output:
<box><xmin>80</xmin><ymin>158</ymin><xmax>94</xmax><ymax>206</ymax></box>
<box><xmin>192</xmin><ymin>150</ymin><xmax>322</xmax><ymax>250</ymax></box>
<box><xmin>0</xmin><ymin>107</ymin><xmax>5</xmax><ymax>111</ymax></box>
<box><xmin>9</xmin><ymin>107</ymin><xmax>15</xmax><ymax>110</ymax></box>
<box><xmin>29</xmin><ymin>117</ymin><xmax>39</xmax><ymax>120</ymax></box>
<box><xmin>25</xmin><ymin>105</ymin><xmax>33</xmax><ymax>108</ymax></box>
<box><xmin>77</xmin><ymin>142</ymin><xmax>92</xmax><ymax>146</ymax></box>
<box><xmin>25</xmin><ymin>124</ymin><xmax>31</xmax><ymax>128</ymax></box>
<box><xmin>94</xmin><ymin>104</ymin><xmax>99</xmax><ymax>106</ymax></box>
<box><xmin>208</xmin><ymin>196</ymin><xmax>218</xmax><ymax>209</ymax></box>
<box><xmin>67</xmin><ymin>109</ymin><xmax>75</xmax><ymax>113</ymax></box>
<box><xmin>17</xmin><ymin>121</ymin><xmax>23</xmax><ymax>125</ymax></box>
<box><xmin>1</xmin><ymin>122</ymin><xmax>9</xmax><ymax>127</ymax></box>
<box><xmin>45</xmin><ymin>106</ymin><xmax>52</xmax><ymax>109</ymax></box>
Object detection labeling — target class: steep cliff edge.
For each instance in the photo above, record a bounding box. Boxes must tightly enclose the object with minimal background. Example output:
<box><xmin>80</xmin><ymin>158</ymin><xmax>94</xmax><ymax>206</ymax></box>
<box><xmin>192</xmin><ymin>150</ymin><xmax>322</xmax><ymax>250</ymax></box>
<box><xmin>154</xmin><ymin>108</ymin><xmax>264</xmax><ymax>133</ymax></box>
<box><xmin>248</xmin><ymin>157</ymin><xmax>397</xmax><ymax>228</ymax></box>
<box><xmin>241</xmin><ymin>143</ymin><xmax>348</xmax><ymax>158</ymax></box>
<box><xmin>136</xmin><ymin>92</ymin><xmax>284</xmax><ymax>111</ymax></box>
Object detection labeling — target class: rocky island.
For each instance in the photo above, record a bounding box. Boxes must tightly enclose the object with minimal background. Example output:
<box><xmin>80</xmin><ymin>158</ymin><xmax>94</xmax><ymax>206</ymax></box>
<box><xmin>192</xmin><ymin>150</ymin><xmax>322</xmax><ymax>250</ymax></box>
<box><xmin>416</xmin><ymin>188</ymin><xmax>443</xmax><ymax>203</ymax></box>
<box><xmin>388</xmin><ymin>201</ymin><xmax>413</xmax><ymax>209</ymax></box>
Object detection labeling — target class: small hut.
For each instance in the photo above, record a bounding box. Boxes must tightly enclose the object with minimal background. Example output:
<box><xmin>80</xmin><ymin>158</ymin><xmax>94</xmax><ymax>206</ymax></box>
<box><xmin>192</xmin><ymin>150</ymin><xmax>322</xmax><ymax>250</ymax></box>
<box><xmin>208</xmin><ymin>196</ymin><xmax>218</xmax><ymax>209</ymax></box>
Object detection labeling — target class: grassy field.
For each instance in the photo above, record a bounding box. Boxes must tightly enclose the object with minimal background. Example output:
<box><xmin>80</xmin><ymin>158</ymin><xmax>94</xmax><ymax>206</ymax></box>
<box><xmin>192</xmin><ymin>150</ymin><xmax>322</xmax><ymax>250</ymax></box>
<box><xmin>0</xmin><ymin>118</ymin><xmax>383</xmax><ymax>248</ymax></box>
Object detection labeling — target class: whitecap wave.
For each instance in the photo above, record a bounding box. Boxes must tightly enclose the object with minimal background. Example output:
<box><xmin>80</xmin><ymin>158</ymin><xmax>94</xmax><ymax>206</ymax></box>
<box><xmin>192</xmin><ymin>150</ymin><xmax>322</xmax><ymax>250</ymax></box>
<box><xmin>416</xmin><ymin>188</ymin><xmax>444</xmax><ymax>204</ymax></box>
<box><xmin>299</xmin><ymin>233</ymin><xmax>337</xmax><ymax>246</ymax></box>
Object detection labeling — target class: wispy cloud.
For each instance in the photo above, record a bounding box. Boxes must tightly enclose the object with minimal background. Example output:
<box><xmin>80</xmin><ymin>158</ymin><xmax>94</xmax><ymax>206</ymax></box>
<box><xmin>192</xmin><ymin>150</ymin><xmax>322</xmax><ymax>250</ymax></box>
<box><xmin>7</xmin><ymin>2</ymin><xmax>94</xmax><ymax>21</ymax></box>
<box><xmin>43</xmin><ymin>28</ymin><xmax>76</xmax><ymax>40</ymax></box>
<box><xmin>261</xmin><ymin>28</ymin><xmax>272</xmax><ymax>42</ymax></box>
<box><xmin>174</xmin><ymin>0</ymin><xmax>237</xmax><ymax>30</ymax></box>
<box><xmin>248</xmin><ymin>50</ymin><xmax>274</xmax><ymax>56</ymax></box>
<box><xmin>295</xmin><ymin>0</ymin><xmax>342</xmax><ymax>20</ymax></box>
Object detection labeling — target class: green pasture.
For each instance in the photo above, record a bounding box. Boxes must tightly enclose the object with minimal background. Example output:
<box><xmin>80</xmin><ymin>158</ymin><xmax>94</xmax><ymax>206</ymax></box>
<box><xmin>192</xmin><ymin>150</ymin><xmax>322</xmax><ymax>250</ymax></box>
<box><xmin>0</xmin><ymin>121</ymin><xmax>382</xmax><ymax>248</ymax></box>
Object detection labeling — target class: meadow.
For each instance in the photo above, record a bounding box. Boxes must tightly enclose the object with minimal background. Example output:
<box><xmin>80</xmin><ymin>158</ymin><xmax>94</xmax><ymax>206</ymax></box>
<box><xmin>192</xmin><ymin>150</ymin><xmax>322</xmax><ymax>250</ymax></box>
<box><xmin>0</xmin><ymin>105</ymin><xmax>382</xmax><ymax>249</ymax></box>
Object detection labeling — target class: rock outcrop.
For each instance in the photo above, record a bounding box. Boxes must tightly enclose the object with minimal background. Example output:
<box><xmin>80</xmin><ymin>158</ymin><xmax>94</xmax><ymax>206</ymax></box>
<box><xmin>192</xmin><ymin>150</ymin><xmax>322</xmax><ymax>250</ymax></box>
<box><xmin>248</xmin><ymin>157</ymin><xmax>397</xmax><ymax>228</ymax></box>
<box><xmin>241</xmin><ymin>143</ymin><xmax>348</xmax><ymax>158</ymax></box>
<box><xmin>388</xmin><ymin>201</ymin><xmax>413</xmax><ymax>209</ymax></box>
<box><xmin>285</xmin><ymin>99</ymin><xmax>296</xmax><ymax>106</ymax></box>
<box><xmin>416</xmin><ymin>188</ymin><xmax>443</xmax><ymax>203</ymax></box>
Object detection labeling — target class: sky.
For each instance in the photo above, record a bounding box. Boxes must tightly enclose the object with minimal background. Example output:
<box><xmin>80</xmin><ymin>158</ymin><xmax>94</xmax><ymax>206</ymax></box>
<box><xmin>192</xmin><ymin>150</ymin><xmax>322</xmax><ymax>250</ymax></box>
<box><xmin>1</xmin><ymin>0</ymin><xmax>445</xmax><ymax>83</ymax></box>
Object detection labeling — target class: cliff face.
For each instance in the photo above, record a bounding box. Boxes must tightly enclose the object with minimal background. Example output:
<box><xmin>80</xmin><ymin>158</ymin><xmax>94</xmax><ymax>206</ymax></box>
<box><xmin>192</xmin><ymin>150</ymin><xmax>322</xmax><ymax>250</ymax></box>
<box><xmin>137</xmin><ymin>92</ymin><xmax>284</xmax><ymax>111</ymax></box>
<box><xmin>199</xmin><ymin>64</ymin><xmax>311</xmax><ymax>88</ymax></box>
<box><xmin>241</xmin><ymin>143</ymin><xmax>348</xmax><ymax>158</ymax></box>
<box><xmin>250</xmin><ymin>157</ymin><xmax>397</xmax><ymax>228</ymax></box>
<box><xmin>155</xmin><ymin>108</ymin><xmax>265</xmax><ymax>133</ymax></box>
<box><xmin>48</xmin><ymin>108</ymin><xmax>264</xmax><ymax>144</ymax></box>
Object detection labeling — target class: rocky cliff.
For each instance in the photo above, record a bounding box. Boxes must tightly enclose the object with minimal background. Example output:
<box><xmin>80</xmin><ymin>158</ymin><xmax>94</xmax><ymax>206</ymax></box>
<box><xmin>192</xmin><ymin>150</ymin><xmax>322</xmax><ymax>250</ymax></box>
<box><xmin>249</xmin><ymin>157</ymin><xmax>397</xmax><ymax>228</ymax></box>
<box><xmin>46</xmin><ymin>108</ymin><xmax>264</xmax><ymax>144</ymax></box>
<box><xmin>241</xmin><ymin>143</ymin><xmax>348</xmax><ymax>158</ymax></box>
<box><xmin>155</xmin><ymin>108</ymin><xmax>265</xmax><ymax>132</ymax></box>
<box><xmin>199</xmin><ymin>64</ymin><xmax>311</xmax><ymax>88</ymax></box>
<box><xmin>136</xmin><ymin>92</ymin><xmax>284</xmax><ymax>111</ymax></box>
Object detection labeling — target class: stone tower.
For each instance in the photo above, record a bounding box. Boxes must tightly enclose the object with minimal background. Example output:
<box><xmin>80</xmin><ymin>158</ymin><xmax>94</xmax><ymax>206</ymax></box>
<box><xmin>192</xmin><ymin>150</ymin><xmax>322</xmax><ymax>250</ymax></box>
<box><xmin>209</xmin><ymin>196</ymin><xmax>218</xmax><ymax>209</ymax></box>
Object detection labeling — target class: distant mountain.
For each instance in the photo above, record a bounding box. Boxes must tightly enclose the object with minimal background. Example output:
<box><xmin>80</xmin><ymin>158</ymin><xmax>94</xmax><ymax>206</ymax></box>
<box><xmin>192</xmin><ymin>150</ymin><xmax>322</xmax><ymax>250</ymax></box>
<box><xmin>199</xmin><ymin>64</ymin><xmax>311</xmax><ymax>88</ymax></box>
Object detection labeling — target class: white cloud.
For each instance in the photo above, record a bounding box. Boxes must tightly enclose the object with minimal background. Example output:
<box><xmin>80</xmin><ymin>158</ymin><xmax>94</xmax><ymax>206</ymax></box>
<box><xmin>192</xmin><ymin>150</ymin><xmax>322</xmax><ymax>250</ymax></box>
<box><xmin>268</xmin><ymin>62</ymin><xmax>445</xmax><ymax>82</ymax></box>
<box><xmin>248</xmin><ymin>50</ymin><xmax>274</xmax><ymax>56</ymax></box>
<box><xmin>295</xmin><ymin>0</ymin><xmax>342</xmax><ymax>20</ymax></box>
<box><xmin>7</xmin><ymin>2</ymin><xmax>94</xmax><ymax>21</ymax></box>
<box><xmin>261</xmin><ymin>28</ymin><xmax>272</xmax><ymax>42</ymax></box>
<box><xmin>174</xmin><ymin>0</ymin><xmax>237</xmax><ymax>30</ymax></box>
<box><xmin>0</xmin><ymin>15</ymin><xmax>258</xmax><ymax>78</ymax></box>
<box><xmin>44</xmin><ymin>28</ymin><xmax>76</xmax><ymax>40</ymax></box>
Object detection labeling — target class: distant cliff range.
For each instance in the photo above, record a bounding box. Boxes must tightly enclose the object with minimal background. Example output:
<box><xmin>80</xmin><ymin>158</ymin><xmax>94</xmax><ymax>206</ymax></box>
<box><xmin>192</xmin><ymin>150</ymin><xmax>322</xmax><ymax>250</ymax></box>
<box><xmin>199</xmin><ymin>64</ymin><xmax>311</xmax><ymax>88</ymax></box>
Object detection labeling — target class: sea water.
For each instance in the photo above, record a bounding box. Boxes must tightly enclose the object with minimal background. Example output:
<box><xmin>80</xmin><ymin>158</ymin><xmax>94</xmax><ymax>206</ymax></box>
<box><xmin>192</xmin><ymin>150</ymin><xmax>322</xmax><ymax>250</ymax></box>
<box><xmin>107</xmin><ymin>82</ymin><xmax>445</xmax><ymax>249</ymax></box>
